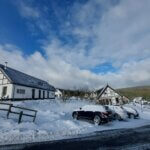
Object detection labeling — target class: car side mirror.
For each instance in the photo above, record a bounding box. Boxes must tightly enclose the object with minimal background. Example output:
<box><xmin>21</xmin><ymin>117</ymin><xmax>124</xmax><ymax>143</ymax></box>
<box><xmin>80</xmin><ymin>107</ymin><xmax>82</xmax><ymax>110</ymax></box>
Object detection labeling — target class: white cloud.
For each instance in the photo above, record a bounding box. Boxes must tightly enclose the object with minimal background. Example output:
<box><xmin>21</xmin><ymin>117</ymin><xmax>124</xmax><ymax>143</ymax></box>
<box><xmin>67</xmin><ymin>0</ymin><xmax>150</xmax><ymax>66</ymax></box>
<box><xmin>0</xmin><ymin>44</ymin><xmax>104</xmax><ymax>89</ymax></box>
<box><xmin>40</xmin><ymin>0</ymin><xmax>150</xmax><ymax>69</ymax></box>
<box><xmin>17</xmin><ymin>1</ymin><xmax>40</xmax><ymax>19</ymax></box>
<box><xmin>1</xmin><ymin>44</ymin><xmax>150</xmax><ymax>90</ymax></box>
<box><xmin>15</xmin><ymin>0</ymin><xmax>51</xmax><ymax>34</ymax></box>
<box><xmin>2</xmin><ymin>0</ymin><xmax>150</xmax><ymax>89</ymax></box>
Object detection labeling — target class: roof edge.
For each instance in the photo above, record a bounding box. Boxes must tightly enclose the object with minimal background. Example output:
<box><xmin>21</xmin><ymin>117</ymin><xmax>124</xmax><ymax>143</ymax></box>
<box><xmin>0</xmin><ymin>67</ymin><xmax>12</xmax><ymax>84</ymax></box>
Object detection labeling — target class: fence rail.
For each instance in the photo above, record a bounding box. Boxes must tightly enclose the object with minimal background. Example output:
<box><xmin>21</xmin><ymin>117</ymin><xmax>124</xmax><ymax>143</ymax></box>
<box><xmin>0</xmin><ymin>102</ymin><xmax>37</xmax><ymax>123</ymax></box>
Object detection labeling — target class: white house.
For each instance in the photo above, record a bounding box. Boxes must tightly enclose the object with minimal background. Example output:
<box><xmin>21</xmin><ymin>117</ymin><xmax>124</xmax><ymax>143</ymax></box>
<box><xmin>55</xmin><ymin>89</ymin><xmax>63</xmax><ymax>98</ymax></box>
<box><xmin>96</xmin><ymin>84</ymin><xmax>129</xmax><ymax>105</ymax></box>
<box><xmin>133</xmin><ymin>97</ymin><xmax>143</xmax><ymax>103</ymax></box>
<box><xmin>0</xmin><ymin>64</ymin><xmax>55</xmax><ymax>100</ymax></box>
<box><xmin>133</xmin><ymin>97</ymin><xmax>148</xmax><ymax>105</ymax></box>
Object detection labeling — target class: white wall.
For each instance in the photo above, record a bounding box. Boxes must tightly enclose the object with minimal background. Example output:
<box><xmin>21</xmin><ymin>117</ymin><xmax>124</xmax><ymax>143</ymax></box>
<box><xmin>0</xmin><ymin>70</ymin><xmax>13</xmax><ymax>99</ymax></box>
<box><xmin>55</xmin><ymin>89</ymin><xmax>62</xmax><ymax>98</ymax></box>
<box><xmin>0</xmin><ymin>84</ymin><xmax>13</xmax><ymax>99</ymax></box>
<box><xmin>13</xmin><ymin>85</ymin><xmax>55</xmax><ymax>99</ymax></box>
<box><xmin>49</xmin><ymin>91</ymin><xmax>55</xmax><ymax>98</ymax></box>
<box><xmin>0</xmin><ymin>70</ymin><xmax>55</xmax><ymax>100</ymax></box>
<box><xmin>14</xmin><ymin>85</ymin><xmax>33</xmax><ymax>99</ymax></box>
<box><xmin>100</xmin><ymin>87</ymin><xmax>122</xmax><ymax>105</ymax></box>
<box><xmin>101</xmin><ymin>87</ymin><xmax>120</xmax><ymax>98</ymax></box>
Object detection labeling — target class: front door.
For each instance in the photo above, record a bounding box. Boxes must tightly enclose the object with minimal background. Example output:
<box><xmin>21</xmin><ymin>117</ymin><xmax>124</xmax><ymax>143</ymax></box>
<box><xmin>39</xmin><ymin>90</ymin><xmax>41</xmax><ymax>99</ymax></box>
<box><xmin>78</xmin><ymin>111</ymin><xmax>85</xmax><ymax>118</ymax></box>
<box><xmin>116</xmin><ymin>98</ymin><xmax>119</xmax><ymax>104</ymax></box>
<box><xmin>84</xmin><ymin>111</ymin><xmax>94</xmax><ymax>119</ymax></box>
<box><xmin>43</xmin><ymin>91</ymin><xmax>45</xmax><ymax>99</ymax></box>
<box><xmin>32</xmin><ymin>89</ymin><xmax>35</xmax><ymax>99</ymax></box>
<box><xmin>47</xmin><ymin>91</ymin><xmax>49</xmax><ymax>98</ymax></box>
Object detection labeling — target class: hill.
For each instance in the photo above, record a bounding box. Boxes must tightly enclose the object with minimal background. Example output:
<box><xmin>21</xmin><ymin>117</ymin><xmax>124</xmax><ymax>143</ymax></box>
<box><xmin>117</xmin><ymin>86</ymin><xmax>150</xmax><ymax>100</ymax></box>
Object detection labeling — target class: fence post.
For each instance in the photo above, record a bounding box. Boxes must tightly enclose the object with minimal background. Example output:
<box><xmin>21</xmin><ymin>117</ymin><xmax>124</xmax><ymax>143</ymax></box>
<box><xmin>18</xmin><ymin>111</ymin><xmax>23</xmax><ymax>124</ymax></box>
<box><xmin>7</xmin><ymin>104</ymin><xmax>12</xmax><ymax>119</ymax></box>
<box><xmin>33</xmin><ymin>111</ymin><xmax>37</xmax><ymax>122</ymax></box>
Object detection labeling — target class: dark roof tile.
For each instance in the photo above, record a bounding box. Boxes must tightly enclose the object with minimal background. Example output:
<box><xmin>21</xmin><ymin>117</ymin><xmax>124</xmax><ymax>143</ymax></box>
<box><xmin>0</xmin><ymin>64</ymin><xmax>55</xmax><ymax>91</ymax></box>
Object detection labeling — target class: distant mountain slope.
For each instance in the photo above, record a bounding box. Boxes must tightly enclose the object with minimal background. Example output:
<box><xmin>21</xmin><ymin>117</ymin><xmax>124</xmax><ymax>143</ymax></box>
<box><xmin>117</xmin><ymin>86</ymin><xmax>150</xmax><ymax>100</ymax></box>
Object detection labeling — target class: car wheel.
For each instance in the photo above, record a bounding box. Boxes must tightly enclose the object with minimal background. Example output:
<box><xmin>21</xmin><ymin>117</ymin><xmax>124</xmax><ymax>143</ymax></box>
<box><xmin>128</xmin><ymin>114</ymin><xmax>131</xmax><ymax>118</ymax></box>
<box><xmin>73</xmin><ymin>112</ymin><xmax>78</xmax><ymax>120</ymax></box>
<box><xmin>134</xmin><ymin>114</ymin><xmax>139</xmax><ymax>119</ymax></box>
<box><xmin>115</xmin><ymin>114</ymin><xmax>122</xmax><ymax>121</ymax></box>
<box><xmin>94</xmin><ymin>115</ymin><xmax>101</xmax><ymax>125</ymax></box>
<box><xmin>130</xmin><ymin>114</ymin><xmax>135</xmax><ymax>119</ymax></box>
<box><xmin>113</xmin><ymin>114</ymin><xmax>117</xmax><ymax>120</ymax></box>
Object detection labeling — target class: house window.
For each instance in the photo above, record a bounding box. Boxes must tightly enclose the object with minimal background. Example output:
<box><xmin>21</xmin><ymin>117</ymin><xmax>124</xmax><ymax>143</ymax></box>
<box><xmin>2</xmin><ymin>86</ymin><xmax>7</xmax><ymax>96</ymax></box>
<box><xmin>17</xmin><ymin>89</ymin><xmax>25</xmax><ymax>94</ymax></box>
<box><xmin>51</xmin><ymin>92</ymin><xmax>54</xmax><ymax>97</ymax></box>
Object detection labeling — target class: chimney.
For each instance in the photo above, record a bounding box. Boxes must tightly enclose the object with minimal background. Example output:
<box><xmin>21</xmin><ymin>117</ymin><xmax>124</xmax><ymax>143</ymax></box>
<box><xmin>4</xmin><ymin>62</ymin><xmax>8</xmax><ymax>69</ymax></box>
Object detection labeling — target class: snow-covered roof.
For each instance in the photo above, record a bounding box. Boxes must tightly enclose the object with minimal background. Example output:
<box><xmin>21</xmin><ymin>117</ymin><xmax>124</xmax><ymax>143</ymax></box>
<box><xmin>55</xmin><ymin>89</ymin><xmax>62</xmax><ymax>93</ymax></box>
<box><xmin>81</xmin><ymin>105</ymin><xmax>106</xmax><ymax>112</ymax></box>
<box><xmin>97</xmin><ymin>85</ymin><xmax>109</xmax><ymax>99</ymax></box>
<box><xmin>133</xmin><ymin>97</ymin><xmax>143</xmax><ymax>101</ymax></box>
<box><xmin>108</xmin><ymin>105</ymin><xmax>124</xmax><ymax>112</ymax></box>
<box><xmin>96</xmin><ymin>88</ymin><xmax>104</xmax><ymax>94</ymax></box>
<box><xmin>123</xmin><ymin>106</ymin><xmax>137</xmax><ymax>114</ymax></box>
<box><xmin>0</xmin><ymin>64</ymin><xmax>55</xmax><ymax>91</ymax></box>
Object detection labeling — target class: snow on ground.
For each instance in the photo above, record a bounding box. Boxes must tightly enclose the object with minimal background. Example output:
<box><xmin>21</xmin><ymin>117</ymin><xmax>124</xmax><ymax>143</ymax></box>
<box><xmin>0</xmin><ymin>98</ymin><xmax>150</xmax><ymax>146</ymax></box>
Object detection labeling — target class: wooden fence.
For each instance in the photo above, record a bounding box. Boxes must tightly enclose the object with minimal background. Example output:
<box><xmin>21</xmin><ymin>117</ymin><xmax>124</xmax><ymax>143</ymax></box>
<box><xmin>0</xmin><ymin>102</ymin><xmax>37</xmax><ymax>124</ymax></box>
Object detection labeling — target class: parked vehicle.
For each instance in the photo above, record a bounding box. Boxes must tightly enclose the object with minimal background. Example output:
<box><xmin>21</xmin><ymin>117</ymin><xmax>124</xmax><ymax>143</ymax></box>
<box><xmin>72</xmin><ymin>105</ymin><xmax>109</xmax><ymax>125</ymax></box>
<box><xmin>103</xmin><ymin>105</ymin><xmax>116</xmax><ymax>121</ymax></box>
<box><xmin>104</xmin><ymin>105</ymin><xmax>117</xmax><ymax>120</ymax></box>
<box><xmin>106</xmin><ymin>105</ymin><xmax>128</xmax><ymax>121</ymax></box>
<box><xmin>122</xmin><ymin>106</ymin><xmax>139</xmax><ymax>119</ymax></box>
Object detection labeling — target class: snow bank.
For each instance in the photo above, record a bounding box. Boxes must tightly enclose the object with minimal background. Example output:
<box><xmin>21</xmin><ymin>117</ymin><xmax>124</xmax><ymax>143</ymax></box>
<box><xmin>0</xmin><ymin>99</ymin><xmax>150</xmax><ymax>146</ymax></box>
<box><xmin>126</xmin><ymin>103</ymin><xmax>150</xmax><ymax>120</ymax></box>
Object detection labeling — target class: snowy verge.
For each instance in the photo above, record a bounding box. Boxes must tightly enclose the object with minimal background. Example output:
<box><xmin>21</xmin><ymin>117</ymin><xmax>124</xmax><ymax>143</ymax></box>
<box><xmin>0</xmin><ymin>99</ymin><xmax>150</xmax><ymax>145</ymax></box>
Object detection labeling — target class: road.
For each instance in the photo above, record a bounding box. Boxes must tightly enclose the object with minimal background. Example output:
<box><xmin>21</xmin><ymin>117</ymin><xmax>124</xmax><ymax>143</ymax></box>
<box><xmin>1</xmin><ymin>125</ymin><xmax>150</xmax><ymax>150</ymax></box>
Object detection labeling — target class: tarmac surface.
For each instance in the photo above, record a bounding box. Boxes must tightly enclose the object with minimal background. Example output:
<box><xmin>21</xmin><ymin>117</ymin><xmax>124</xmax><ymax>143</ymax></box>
<box><xmin>1</xmin><ymin>125</ymin><xmax>150</xmax><ymax>150</ymax></box>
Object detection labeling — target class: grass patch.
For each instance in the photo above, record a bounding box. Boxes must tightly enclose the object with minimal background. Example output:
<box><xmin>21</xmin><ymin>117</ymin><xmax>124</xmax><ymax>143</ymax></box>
<box><xmin>117</xmin><ymin>86</ymin><xmax>150</xmax><ymax>100</ymax></box>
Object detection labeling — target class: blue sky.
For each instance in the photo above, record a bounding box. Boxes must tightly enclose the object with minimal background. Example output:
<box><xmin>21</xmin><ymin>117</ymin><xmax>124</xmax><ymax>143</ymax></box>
<box><xmin>0</xmin><ymin>0</ymin><xmax>150</xmax><ymax>89</ymax></box>
<box><xmin>0</xmin><ymin>0</ymin><xmax>89</xmax><ymax>54</ymax></box>
<box><xmin>0</xmin><ymin>0</ymin><xmax>118</xmax><ymax>71</ymax></box>
<box><xmin>0</xmin><ymin>1</ymin><xmax>37</xmax><ymax>54</ymax></box>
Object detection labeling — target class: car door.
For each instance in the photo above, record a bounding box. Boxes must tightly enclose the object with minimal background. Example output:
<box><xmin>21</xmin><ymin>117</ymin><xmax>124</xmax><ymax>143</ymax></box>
<box><xmin>84</xmin><ymin>111</ymin><xmax>94</xmax><ymax>119</ymax></box>
<box><xmin>77</xmin><ymin>111</ymin><xmax>86</xmax><ymax>118</ymax></box>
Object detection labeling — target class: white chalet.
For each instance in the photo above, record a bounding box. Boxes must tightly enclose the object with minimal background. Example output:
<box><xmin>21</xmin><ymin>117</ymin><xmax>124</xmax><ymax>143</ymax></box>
<box><xmin>0</xmin><ymin>64</ymin><xmax>55</xmax><ymax>100</ymax></box>
<box><xmin>96</xmin><ymin>84</ymin><xmax>129</xmax><ymax>105</ymax></box>
<box><xmin>55</xmin><ymin>89</ymin><xmax>62</xmax><ymax>98</ymax></box>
